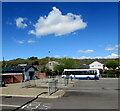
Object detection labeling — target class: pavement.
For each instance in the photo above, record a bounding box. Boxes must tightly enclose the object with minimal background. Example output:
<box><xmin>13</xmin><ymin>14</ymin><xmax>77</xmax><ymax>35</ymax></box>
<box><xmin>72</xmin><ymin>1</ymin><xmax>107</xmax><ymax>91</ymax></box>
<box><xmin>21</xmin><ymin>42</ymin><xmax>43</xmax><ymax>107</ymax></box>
<box><xmin>1</xmin><ymin>78</ymin><xmax>118</xmax><ymax>110</ymax></box>
<box><xmin>0</xmin><ymin>79</ymin><xmax>75</xmax><ymax>98</ymax></box>
<box><xmin>0</xmin><ymin>78</ymin><xmax>118</xmax><ymax>99</ymax></box>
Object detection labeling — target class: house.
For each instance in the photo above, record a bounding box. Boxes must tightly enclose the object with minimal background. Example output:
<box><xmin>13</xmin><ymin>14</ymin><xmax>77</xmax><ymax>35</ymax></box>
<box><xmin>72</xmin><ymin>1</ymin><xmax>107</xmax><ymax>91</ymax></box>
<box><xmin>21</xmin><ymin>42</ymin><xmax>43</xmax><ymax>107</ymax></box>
<box><xmin>2</xmin><ymin>65</ymin><xmax>38</xmax><ymax>83</ymax></box>
<box><xmin>46</xmin><ymin>61</ymin><xmax>59</xmax><ymax>71</ymax></box>
<box><xmin>89</xmin><ymin>61</ymin><xmax>104</xmax><ymax>70</ymax></box>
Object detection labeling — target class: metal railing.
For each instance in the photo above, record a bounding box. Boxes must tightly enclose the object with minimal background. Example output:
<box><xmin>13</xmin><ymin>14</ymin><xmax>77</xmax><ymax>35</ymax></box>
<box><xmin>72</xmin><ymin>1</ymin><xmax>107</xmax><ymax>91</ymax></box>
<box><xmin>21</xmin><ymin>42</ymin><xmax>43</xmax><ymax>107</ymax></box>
<box><xmin>21</xmin><ymin>76</ymin><xmax>74</xmax><ymax>96</ymax></box>
<box><xmin>48</xmin><ymin>79</ymin><xmax>58</xmax><ymax>95</ymax></box>
<box><xmin>21</xmin><ymin>78</ymin><xmax>59</xmax><ymax>96</ymax></box>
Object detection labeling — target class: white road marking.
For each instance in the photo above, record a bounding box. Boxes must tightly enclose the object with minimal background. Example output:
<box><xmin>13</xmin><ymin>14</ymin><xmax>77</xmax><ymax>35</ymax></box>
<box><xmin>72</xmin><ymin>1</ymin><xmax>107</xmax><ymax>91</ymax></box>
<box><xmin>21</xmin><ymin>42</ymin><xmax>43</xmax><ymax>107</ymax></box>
<box><xmin>0</xmin><ymin>104</ymin><xmax>20</xmax><ymax>107</ymax></box>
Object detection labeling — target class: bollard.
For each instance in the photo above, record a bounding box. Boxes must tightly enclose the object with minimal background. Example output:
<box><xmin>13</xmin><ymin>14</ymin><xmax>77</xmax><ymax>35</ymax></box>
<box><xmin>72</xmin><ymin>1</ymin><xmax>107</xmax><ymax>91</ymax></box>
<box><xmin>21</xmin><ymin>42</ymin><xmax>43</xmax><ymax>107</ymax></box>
<box><xmin>64</xmin><ymin>77</ymin><xmax>66</xmax><ymax>86</ymax></box>
<box><xmin>48</xmin><ymin>82</ymin><xmax>50</xmax><ymax>96</ymax></box>
<box><xmin>70</xmin><ymin>76</ymin><xmax>72</xmax><ymax>81</ymax></box>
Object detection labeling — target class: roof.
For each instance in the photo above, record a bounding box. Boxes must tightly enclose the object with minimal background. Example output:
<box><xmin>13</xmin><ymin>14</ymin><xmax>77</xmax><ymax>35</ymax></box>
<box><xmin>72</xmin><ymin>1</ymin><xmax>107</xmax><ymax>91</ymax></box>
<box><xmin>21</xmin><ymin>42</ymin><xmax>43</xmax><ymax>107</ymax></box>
<box><xmin>2</xmin><ymin>65</ymin><xmax>38</xmax><ymax>73</ymax></box>
<box><xmin>64</xmin><ymin>69</ymin><xmax>99</xmax><ymax>72</ymax></box>
<box><xmin>89</xmin><ymin>61</ymin><xmax>104</xmax><ymax>65</ymax></box>
<box><xmin>1</xmin><ymin>73</ymin><xmax>23</xmax><ymax>76</ymax></box>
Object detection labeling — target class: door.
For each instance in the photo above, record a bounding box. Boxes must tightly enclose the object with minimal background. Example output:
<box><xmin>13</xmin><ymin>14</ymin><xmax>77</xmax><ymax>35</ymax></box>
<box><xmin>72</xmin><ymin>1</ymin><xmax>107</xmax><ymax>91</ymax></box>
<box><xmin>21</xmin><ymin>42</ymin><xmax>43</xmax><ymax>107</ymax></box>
<box><xmin>29</xmin><ymin>71</ymin><xmax>34</xmax><ymax>80</ymax></box>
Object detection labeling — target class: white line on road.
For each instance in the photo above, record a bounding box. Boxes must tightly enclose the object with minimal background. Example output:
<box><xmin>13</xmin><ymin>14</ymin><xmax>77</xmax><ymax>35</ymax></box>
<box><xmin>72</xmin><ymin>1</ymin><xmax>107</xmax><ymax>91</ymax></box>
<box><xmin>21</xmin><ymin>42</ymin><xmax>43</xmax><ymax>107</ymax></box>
<box><xmin>0</xmin><ymin>104</ymin><xmax>20</xmax><ymax>107</ymax></box>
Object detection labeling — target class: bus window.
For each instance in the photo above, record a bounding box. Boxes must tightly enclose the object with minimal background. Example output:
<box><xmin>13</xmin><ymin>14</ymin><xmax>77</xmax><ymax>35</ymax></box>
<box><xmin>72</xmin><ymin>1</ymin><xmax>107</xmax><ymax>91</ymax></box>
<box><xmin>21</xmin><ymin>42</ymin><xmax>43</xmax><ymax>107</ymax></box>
<box><xmin>81</xmin><ymin>71</ymin><xmax>88</xmax><ymax>75</ymax></box>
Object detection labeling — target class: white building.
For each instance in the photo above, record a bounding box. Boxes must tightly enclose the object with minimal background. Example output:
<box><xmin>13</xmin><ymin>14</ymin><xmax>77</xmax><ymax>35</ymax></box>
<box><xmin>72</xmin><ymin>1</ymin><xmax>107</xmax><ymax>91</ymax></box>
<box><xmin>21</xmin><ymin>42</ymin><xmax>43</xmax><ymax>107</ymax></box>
<box><xmin>89</xmin><ymin>61</ymin><xmax>104</xmax><ymax>69</ymax></box>
<box><xmin>46</xmin><ymin>61</ymin><xmax>59</xmax><ymax>71</ymax></box>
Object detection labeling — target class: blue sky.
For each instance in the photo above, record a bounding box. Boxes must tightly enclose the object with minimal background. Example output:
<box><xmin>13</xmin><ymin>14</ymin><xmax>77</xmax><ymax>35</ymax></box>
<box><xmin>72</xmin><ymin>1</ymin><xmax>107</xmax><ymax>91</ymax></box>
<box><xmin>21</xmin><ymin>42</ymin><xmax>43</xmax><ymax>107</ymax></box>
<box><xmin>2</xmin><ymin>2</ymin><xmax>119</xmax><ymax>60</ymax></box>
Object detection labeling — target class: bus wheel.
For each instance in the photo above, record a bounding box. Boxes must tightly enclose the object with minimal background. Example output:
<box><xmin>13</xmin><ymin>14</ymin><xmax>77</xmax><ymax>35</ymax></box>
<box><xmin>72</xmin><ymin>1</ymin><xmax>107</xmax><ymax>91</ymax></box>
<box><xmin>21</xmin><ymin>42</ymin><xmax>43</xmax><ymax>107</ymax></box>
<box><xmin>86</xmin><ymin>77</ymin><xmax>90</xmax><ymax>80</ymax></box>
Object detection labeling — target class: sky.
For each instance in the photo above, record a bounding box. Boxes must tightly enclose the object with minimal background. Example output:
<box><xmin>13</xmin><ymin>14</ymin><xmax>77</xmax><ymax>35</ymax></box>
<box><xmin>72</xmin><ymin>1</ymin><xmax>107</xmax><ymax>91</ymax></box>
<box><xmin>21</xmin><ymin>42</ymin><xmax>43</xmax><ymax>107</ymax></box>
<box><xmin>2</xmin><ymin>2</ymin><xmax>119</xmax><ymax>60</ymax></box>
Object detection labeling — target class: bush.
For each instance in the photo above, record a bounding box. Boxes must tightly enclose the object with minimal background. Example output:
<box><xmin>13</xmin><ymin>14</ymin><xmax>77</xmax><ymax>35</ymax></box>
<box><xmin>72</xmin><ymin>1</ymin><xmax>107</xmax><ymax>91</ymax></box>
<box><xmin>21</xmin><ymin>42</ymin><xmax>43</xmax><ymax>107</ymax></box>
<box><xmin>104</xmin><ymin>70</ymin><xmax>118</xmax><ymax>75</ymax></box>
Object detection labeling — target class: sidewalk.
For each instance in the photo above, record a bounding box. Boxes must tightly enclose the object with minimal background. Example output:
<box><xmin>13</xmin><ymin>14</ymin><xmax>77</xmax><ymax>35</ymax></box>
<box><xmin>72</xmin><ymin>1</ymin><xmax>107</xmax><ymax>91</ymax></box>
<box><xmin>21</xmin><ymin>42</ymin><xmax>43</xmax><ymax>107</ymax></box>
<box><xmin>0</xmin><ymin>82</ymin><xmax>65</xmax><ymax>98</ymax></box>
<box><xmin>100</xmin><ymin>78</ymin><xmax>119</xmax><ymax>79</ymax></box>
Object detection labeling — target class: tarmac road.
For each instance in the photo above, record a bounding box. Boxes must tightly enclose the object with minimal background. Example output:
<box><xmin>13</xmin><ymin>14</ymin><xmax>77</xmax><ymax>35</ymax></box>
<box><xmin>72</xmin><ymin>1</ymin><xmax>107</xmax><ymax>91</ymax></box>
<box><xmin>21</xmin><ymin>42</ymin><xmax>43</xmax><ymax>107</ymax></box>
<box><xmin>1</xmin><ymin>78</ymin><xmax>119</xmax><ymax>110</ymax></box>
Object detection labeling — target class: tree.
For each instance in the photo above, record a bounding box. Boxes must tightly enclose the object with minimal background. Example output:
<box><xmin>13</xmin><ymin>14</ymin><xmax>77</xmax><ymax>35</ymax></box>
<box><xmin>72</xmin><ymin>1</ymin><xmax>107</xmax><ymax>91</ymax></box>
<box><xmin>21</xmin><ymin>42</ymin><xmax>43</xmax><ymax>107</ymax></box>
<box><xmin>106</xmin><ymin>60</ymin><xmax>119</xmax><ymax>70</ymax></box>
<box><xmin>54</xmin><ymin>58</ymin><xmax>81</xmax><ymax>74</ymax></box>
<box><xmin>32</xmin><ymin>60</ymin><xmax>39</xmax><ymax>65</ymax></box>
<box><xmin>28</xmin><ymin>56</ymin><xmax>38</xmax><ymax>60</ymax></box>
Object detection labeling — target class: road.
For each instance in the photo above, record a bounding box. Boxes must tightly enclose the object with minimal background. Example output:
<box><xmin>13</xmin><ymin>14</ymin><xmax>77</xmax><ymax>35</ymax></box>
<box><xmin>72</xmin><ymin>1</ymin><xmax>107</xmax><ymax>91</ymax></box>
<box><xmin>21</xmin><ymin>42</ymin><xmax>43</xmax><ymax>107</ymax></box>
<box><xmin>1</xmin><ymin>78</ymin><xmax>119</xmax><ymax>110</ymax></box>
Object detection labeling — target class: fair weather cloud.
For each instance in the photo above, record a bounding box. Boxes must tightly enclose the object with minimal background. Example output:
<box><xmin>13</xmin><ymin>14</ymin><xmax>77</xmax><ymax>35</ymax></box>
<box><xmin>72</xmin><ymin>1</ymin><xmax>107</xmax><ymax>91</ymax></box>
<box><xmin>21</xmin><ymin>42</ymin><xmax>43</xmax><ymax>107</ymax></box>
<box><xmin>27</xmin><ymin>39</ymin><xmax>35</xmax><ymax>43</ymax></box>
<box><xmin>78</xmin><ymin>50</ymin><xmax>94</xmax><ymax>53</ymax></box>
<box><xmin>28</xmin><ymin>7</ymin><xmax>87</xmax><ymax>37</ymax></box>
<box><xmin>16</xmin><ymin>40</ymin><xmax>25</xmax><ymax>44</ymax></box>
<box><xmin>54</xmin><ymin>55</ymin><xmax>68</xmax><ymax>58</ymax></box>
<box><xmin>115</xmin><ymin>44</ymin><xmax>120</xmax><ymax>48</ymax></box>
<box><xmin>15</xmin><ymin>17</ymin><xmax>28</xmax><ymax>29</ymax></box>
<box><xmin>105</xmin><ymin>44</ymin><xmax>119</xmax><ymax>51</ymax></box>
<box><xmin>72</xmin><ymin>53</ymin><xmax>119</xmax><ymax>59</ymax></box>
<box><xmin>16</xmin><ymin>39</ymin><xmax>35</xmax><ymax>44</ymax></box>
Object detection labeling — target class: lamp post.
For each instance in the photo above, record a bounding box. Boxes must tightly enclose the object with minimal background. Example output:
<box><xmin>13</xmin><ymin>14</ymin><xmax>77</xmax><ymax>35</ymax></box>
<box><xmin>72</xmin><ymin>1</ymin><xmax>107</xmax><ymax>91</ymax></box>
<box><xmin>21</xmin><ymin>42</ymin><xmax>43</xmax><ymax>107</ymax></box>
<box><xmin>48</xmin><ymin>50</ymin><xmax>50</xmax><ymax>78</ymax></box>
<box><xmin>22</xmin><ymin>67</ymin><xmax>25</xmax><ymax>88</ymax></box>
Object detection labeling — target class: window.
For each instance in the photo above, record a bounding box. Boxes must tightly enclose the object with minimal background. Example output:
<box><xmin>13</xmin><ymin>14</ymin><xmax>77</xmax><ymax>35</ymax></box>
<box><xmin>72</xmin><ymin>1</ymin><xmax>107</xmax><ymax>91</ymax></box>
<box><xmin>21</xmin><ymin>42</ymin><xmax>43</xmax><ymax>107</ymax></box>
<box><xmin>49</xmin><ymin>63</ymin><xmax>52</xmax><ymax>66</ymax></box>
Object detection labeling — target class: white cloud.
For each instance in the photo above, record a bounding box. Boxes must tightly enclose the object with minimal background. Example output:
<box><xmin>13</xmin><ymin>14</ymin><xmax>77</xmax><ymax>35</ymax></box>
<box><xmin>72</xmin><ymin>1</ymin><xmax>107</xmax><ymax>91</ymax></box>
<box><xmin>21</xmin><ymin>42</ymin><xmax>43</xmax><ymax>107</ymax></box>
<box><xmin>16</xmin><ymin>39</ymin><xmax>35</xmax><ymax>44</ymax></box>
<box><xmin>105</xmin><ymin>47</ymin><xmax>116</xmax><ymax>51</ymax></box>
<box><xmin>72</xmin><ymin>53</ymin><xmax>119</xmax><ymax>59</ymax></box>
<box><xmin>54</xmin><ymin>55</ymin><xmax>62</xmax><ymax>58</ymax></box>
<box><xmin>115</xmin><ymin>44</ymin><xmax>120</xmax><ymax>47</ymax></box>
<box><xmin>16</xmin><ymin>40</ymin><xmax>25</xmax><ymax>44</ymax></box>
<box><xmin>27</xmin><ymin>39</ymin><xmax>35</xmax><ymax>43</ymax></box>
<box><xmin>54</xmin><ymin>55</ymin><xmax>68</xmax><ymax>58</ymax></box>
<box><xmin>78</xmin><ymin>50</ymin><xmax>94</xmax><ymax>53</ymax></box>
<box><xmin>79</xmin><ymin>56</ymin><xmax>92</xmax><ymax>59</ymax></box>
<box><xmin>105</xmin><ymin>44</ymin><xmax>119</xmax><ymax>51</ymax></box>
<box><xmin>29</xmin><ymin>7</ymin><xmax>87</xmax><ymax>37</ymax></box>
<box><xmin>105</xmin><ymin>53</ymin><xmax>119</xmax><ymax>58</ymax></box>
<box><xmin>16</xmin><ymin>17</ymin><xmax>27</xmax><ymax>29</ymax></box>
<box><xmin>72</xmin><ymin>56</ymin><xmax>92</xmax><ymax>59</ymax></box>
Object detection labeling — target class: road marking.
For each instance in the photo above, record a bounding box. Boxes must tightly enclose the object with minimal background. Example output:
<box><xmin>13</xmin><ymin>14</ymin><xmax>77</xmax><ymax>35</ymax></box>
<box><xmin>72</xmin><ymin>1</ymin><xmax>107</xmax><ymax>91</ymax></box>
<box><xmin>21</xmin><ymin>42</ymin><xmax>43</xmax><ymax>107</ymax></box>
<box><xmin>0</xmin><ymin>104</ymin><xmax>20</xmax><ymax>107</ymax></box>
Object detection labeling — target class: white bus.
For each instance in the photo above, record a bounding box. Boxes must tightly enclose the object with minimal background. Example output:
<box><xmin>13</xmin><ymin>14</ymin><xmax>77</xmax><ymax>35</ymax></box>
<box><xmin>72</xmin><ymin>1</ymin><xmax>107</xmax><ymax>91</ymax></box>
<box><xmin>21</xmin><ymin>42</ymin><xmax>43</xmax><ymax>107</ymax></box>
<box><xmin>62</xmin><ymin>69</ymin><xmax>100</xmax><ymax>80</ymax></box>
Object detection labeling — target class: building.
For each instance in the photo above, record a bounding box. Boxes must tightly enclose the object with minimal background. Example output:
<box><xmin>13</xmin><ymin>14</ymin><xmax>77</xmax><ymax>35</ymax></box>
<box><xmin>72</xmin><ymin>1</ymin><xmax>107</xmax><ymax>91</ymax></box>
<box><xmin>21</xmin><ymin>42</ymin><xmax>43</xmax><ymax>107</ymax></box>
<box><xmin>2</xmin><ymin>65</ymin><xmax>38</xmax><ymax>83</ymax></box>
<box><xmin>46</xmin><ymin>61</ymin><xmax>59</xmax><ymax>71</ymax></box>
<box><xmin>82</xmin><ymin>64</ymin><xmax>90</xmax><ymax>69</ymax></box>
<box><xmin>89</xmin><ymin>61</ymin><xmax>104</xmax><ymax>70</ymax></box>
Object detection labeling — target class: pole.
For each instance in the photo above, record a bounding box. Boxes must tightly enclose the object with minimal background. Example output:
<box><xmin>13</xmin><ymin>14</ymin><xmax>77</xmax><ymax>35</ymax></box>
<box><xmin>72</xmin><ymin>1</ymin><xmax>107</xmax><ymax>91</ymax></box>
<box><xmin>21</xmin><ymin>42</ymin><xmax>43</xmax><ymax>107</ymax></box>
<box><xmin>48</xmin><ymin>50</ymin><xmax>50</xmax><ymax>78</ymax></box>
<box><xmin>22</xmin><ymin>67</ymin><xmax>25</xmax><ymax>88</ymax></box>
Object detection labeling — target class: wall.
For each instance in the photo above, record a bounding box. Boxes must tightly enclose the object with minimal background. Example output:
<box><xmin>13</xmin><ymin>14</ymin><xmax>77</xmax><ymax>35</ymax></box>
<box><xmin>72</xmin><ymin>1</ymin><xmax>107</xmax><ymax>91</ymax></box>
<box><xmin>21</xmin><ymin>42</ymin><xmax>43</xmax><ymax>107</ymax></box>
<box><xmin>89</xmin><ymin>62</ymin><xmax>104</xmax><ymax>69</ymax></box>
<box><xmin>24</xmin><ymin>67</ymin><xmax>36</xmax><ymax>81</ymax></box>
<box><xmin>13</xmin><ymin>74</ymin><xmax>23</xmax><ymax>83</ymax></box>
<box><xmin>36</xmin><ymin>73</ymin><xmax>47</xmax><ymax>78</ymax></box>
<box><xmin>2</xmin><ymin>74</ymin><xmax>23</xmax><ymax>84</ymax></box>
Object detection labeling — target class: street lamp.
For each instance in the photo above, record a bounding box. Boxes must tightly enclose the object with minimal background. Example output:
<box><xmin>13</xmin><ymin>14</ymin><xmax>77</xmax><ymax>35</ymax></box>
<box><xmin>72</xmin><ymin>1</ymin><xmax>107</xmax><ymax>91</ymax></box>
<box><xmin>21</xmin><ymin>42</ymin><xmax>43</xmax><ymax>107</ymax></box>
<box><xmin>48</xmin><ymin>50</ymin><xmax>51</xmax><ymax>78</ymax></box>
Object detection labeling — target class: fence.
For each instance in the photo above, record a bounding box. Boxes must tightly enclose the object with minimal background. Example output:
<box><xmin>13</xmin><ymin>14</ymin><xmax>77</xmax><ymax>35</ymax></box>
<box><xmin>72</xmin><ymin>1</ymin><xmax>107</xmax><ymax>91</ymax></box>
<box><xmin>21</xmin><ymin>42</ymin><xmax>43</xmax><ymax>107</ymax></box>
<box><xmin>21</xmin><ymin>76</ymin><xmax>74</xmax><ymax>95</ymax></box>
<box><xmin>21</xmin><ymin>78</ymin><xmax>59</xmax><ymax>96</ymax></box>
<box><xmin>56</xmin><ymin>76</ymin><xmax>74</xmax><ymax>86</ymax></box>
<box><xmin>48</xmin><ymin>79</ymin><xmax>58</xmax><ymax>95</ymax></box>
<box><xmin>101</xmin><ymin>74</ymin><xmax>119</xmax><ymax>78</ymax></box>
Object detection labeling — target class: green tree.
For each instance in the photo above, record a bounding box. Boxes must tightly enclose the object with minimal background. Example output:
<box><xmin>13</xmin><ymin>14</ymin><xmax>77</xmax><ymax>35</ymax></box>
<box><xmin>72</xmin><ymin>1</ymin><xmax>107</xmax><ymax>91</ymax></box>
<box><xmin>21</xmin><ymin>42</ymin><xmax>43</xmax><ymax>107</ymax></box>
<box><xmin>32</xmin><ymin>60</ymin><xmax>39</xmax><ymax>65</ymax></box>
<box><xmin>106</xmin><ymin>60</ymin><xmax>119</xmax><ymax>69</ymax></box>
<box><xmin>54</xmin><ymin>58</ymin><xmax>81</xmax><ymax>73</ymax></box>
<box><xmin>28</xmin><ymin>56</ymin><xmax>38</xmax><ymax>60</ymax></box>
